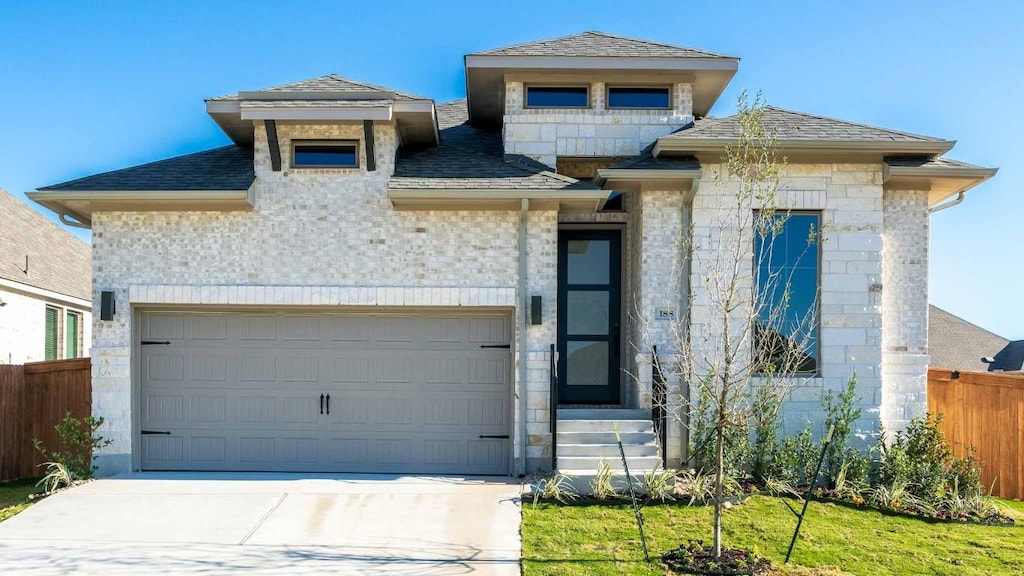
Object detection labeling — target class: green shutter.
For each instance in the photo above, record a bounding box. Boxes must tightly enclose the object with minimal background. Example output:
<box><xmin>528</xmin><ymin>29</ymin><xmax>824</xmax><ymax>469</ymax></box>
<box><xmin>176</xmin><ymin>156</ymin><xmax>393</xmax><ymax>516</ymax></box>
<box><xmin>44</xmin><ymin>307</ymin><xmax>58</xmax><ymax>360</ymax></box>
<box><xmin>66</xmin><ymin>312</ymin><xmax>79</xmax><ymax>358</ymax></box>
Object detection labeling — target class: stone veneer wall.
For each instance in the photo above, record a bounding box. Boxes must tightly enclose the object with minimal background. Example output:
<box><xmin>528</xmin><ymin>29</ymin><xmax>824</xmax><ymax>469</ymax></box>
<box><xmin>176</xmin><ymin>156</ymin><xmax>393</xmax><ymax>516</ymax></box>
<box><xmin>880</xmin><ymin>189</ymin><xmax>930</xmax><ymax>435</ymax></box>
<box><xmin>502</xmin><ymin>81</ymin><xmax>694</xmax><ymax>168</ymax></box>
<box><xmin>89</xmin><ymin>120</ymin><xmax>559</xmax><ymax>475</ymax></box>
<box><xmin>682</xmin><ymin>164</ymin><xmax>889</xmax><ymax>457</ymax></box>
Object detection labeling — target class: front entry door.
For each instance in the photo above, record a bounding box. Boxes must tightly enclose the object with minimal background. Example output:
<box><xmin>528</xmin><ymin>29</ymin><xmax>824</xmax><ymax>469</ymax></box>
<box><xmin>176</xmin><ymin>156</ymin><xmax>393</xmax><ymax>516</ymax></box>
<box><xmin>557</xmin><ymin>230</ymin><xmax>622</xmax><ymax>404</ymax></box>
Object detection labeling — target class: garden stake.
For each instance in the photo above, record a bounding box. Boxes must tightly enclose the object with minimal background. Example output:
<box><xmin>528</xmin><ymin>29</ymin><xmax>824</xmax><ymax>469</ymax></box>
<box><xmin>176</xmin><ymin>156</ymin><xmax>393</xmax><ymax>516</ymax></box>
<box><xmin>615</xmin><ymin>423</ymin><xmax>650</xmax><ymax>563</ymax></box>
<box><xmin>784</xmin><ymin>424</ymin><xmax>834</xmax><ymax>564</ymax></box>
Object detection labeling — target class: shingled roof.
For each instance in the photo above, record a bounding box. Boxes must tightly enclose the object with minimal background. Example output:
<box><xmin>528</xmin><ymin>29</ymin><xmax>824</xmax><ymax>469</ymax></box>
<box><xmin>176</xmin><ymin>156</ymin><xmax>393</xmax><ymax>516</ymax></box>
<box><xmin>391</xmin><ymin>100</ymin><xmax>599</xmax><ymax>191</ymax></box>
<box><xmin>0</xmin><ymin>189</ymin><xmax>91</xmax><ymax>300</ymax></box>
<box><xmin>470</xmin><ymin>31</ymin><xmax>733</xmax><ymax>59</ymax></box>
<box><xmin>929</xmin><ymin>305</ymin><xmax>1011</xmax><ymax>372</ymax></box>
<box><xmin>208</xmin><ymin>74</ymin><xmax>425</xmax><ymax>101</ymax></box>
<box><xmin>665</xmin><ymin>106</ymin><xmax>945</xmax><ymax>143</ymax></box>
<box><xmin>38</xmin><ymin>146</ymin><xmax>255</xmax><ymax>192</ymax></box>
<box><xmin>608</xmin><ymin>145</ymin><xmax>700</xmax><ymax>171</ymax></box>
<box><xmin>885</xmin><ymin>156</ymin><xmax>985</xmax><ymax>169</ymax></box>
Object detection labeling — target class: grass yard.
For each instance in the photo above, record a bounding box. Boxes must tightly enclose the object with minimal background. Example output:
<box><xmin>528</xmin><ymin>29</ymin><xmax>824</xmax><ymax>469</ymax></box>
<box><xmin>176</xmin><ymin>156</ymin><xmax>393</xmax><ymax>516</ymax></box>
<box><xmin>0</xmin><ymin>478</ymin><xmax>39</xmax><ymax>522</ymax></box>
<box><xmin>522</xmin><ymin>496</ymin><xmax>1024</xmax><ymax>576</ymax></box>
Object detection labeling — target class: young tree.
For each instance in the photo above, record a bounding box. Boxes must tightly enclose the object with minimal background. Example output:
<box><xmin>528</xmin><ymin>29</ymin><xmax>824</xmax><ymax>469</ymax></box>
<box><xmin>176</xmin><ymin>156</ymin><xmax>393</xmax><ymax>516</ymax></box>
<box><xmin>646</xmin><ymin>92</ymin><xmax>820</xmax><ymax>557</ymax></box>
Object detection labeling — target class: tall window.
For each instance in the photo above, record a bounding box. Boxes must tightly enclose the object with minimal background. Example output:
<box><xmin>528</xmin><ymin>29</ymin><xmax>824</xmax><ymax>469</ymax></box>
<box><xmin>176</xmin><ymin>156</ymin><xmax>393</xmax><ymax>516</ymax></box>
<box><xmin>44</xmin><ymin>306</ymin><xmax>59</xmax><ymax>360</ymax></box>
<box><xmin>66</xmin><ymin>311</ymin><xmax>80</xmax><ymax>359</ymax></box>
<box><xmin>753</xmin><ymin>212</ymin><xmax>821</xmax><ymax>373</ymax></box>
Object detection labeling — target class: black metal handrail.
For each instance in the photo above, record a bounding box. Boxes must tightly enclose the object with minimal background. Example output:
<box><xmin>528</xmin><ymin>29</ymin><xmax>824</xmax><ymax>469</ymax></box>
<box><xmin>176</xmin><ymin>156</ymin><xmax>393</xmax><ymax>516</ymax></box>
<box><xmin>550</xmin><ymin>343</ymin><xmax>558</xmax><ymax>471</ymax></box>
<box><xmin>652</xmin><ymin>345</ymin><xmax>667</xmax><ymax>468</ymax></box>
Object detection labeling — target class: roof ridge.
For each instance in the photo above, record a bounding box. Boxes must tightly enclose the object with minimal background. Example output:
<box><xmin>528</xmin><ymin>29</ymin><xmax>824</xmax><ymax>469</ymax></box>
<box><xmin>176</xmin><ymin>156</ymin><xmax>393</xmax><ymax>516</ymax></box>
<box><xmin>39</xmin><ymin>145</ymin><xmax>246</xmax><ymax>190</ymax></box>
<box><xmin>582</xmin><ymin>30</ymin><xmax>733</xmax><ymax>58</ymax></box>
<box><xmin>760</xmin><ymin>105</ymin><xmax>946</xmax><ymax>142</ymax></box>
<box><xmin>930</xmin><ymin>304</ymin><xmax>1009</xmax><ymax>342</ymax></box>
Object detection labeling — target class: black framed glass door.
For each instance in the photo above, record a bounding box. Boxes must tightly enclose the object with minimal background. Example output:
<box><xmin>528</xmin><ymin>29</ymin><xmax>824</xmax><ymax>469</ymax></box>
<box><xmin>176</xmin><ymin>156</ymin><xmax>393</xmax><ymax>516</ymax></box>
<box><xmin>557</xmin><ymin>230</ymin><xmax>622</xmax><ymax>404</ymax></box>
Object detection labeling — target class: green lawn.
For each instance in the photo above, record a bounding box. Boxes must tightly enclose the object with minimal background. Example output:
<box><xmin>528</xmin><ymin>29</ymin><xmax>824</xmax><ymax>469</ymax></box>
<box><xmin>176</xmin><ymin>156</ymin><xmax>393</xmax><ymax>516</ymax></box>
<box><xmin>522</xmin><ymin>496</ymin><xmax>1024</xmax><ymax>576</ymax></box>
<box><xmin>0</xmin><ymin>478</ymin><xmax>40</xmax><ymax>522</ymax></box>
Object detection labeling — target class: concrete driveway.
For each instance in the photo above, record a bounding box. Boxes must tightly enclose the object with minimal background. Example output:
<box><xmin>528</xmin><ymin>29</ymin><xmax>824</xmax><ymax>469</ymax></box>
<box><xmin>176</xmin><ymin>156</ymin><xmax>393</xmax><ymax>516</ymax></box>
<box><xmin>0</xmin><ymin>472</ymin><xmax>522</xmax><ymax>575</ymax></box>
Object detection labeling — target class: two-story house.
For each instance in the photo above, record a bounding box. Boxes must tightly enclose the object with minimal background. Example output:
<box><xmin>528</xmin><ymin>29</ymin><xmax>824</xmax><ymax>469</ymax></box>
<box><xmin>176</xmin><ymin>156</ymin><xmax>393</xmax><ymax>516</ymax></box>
<box><xmin>29</xmin><ymin>31</ymin><xmax>995</xmax><ymax>477</ymax></box>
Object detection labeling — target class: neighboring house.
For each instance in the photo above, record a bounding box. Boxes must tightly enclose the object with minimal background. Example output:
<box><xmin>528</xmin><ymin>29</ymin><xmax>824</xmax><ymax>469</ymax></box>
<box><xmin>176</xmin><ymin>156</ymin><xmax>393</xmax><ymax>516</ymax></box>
<box><xmin>929</xmin><ymin>305</ymin><xmax>1022</xmax><ymax>372</ymax></box>
<box><xmin>0</xmin><ymin>188</ymin><xmax>92</xmax><ymax>364</ymax></box>
<box><xmin>28</xmin><ymin>31</ymin><xmax>997</xmax><ymax>477</ymax></box>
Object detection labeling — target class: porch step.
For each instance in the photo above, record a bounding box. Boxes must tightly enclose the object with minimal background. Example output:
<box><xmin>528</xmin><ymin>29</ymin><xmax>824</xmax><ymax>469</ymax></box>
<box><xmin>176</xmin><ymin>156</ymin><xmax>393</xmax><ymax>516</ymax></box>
<box><xmin>558</xmin><ymin>409</ymin><xmax>650</xmax><ymax>420</ymax></box>
<box><xmin>557</xmin><ymin>455</ymin><xmax>663</xmax><ymax>473</ymax></box>
<box><xmin>558</xmin><ymin>442</ymin><xmax>660</xmax><ymax>458</ymax></box>
<box><xmin>557</xmin><ymin>419</ymin><xmax>652</xmax><ymax>433</ymax></box>
<box><xmin>557</xmin><ymin>430</ymin><xmax>656</xmax><ymax>445</ymax></box>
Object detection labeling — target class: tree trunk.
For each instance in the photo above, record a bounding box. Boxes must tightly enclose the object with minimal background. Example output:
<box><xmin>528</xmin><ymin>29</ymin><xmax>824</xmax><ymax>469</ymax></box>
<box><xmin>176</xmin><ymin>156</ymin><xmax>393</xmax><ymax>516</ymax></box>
<box><xmin>713</xmin><ymin>424</ymin><xmax>724</xmax><ymax>557</ymax></box>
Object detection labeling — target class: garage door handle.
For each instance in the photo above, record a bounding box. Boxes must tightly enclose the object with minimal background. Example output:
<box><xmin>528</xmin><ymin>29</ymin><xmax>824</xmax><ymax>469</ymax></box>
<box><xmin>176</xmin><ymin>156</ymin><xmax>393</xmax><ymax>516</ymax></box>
<box><xmin>326</xmin><ymin>394</ymin><xmax>330</xmax><ymax>415</ymax></box>
<box><xmin>142</xmin><ymin>430</ymin><xmax>171</xmax><ymax>435</ymax></box>
<box><xmin>478</xmin><ymin>435</ymin><xmax>509</xmax><ymax>439</ymax></box>
<box><xmin>479</xmin><ymin>344</ymin><xmax>511</xmax><ymax>349</ymax></box>
<box><xmin>320</xmin><ymin>393</ymin><xmax>324</xmax><ymax>415</ymax></box>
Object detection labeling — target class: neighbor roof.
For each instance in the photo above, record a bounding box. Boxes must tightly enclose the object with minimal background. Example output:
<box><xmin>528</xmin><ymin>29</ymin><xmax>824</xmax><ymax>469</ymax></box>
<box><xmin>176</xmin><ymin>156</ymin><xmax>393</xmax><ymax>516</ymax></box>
<box><xmin>391</xmin><ymin>100</ymin><xmax>599</xmax><ymax>191</ymax></box>
<box><xmin>208</xmin><ymin>74</ymin><xmax>425</xmax><ymax>101</ymax></box>
<box><xmin>929</xmin><ymin>305</ymin><xmax>1010</xmax><ymax>372</ymax></box>
<box><xmin>470</xmin><ymin>31</ymin><xmax>733</xmax><ymax>59</ymax></box>
<box><xmin>38</xmin><ymin>146</ymin><xmax>255</xmax><ymax>192</ymax></box>
<box><xmin>665</xmin><ymin>107</ymin><xmax>945</xmax><ymax>143</ymax></box>
<box><xmin>0</xmin><ymin>189</ymin><xmax>91</xmax><ymax>300</ymax></box>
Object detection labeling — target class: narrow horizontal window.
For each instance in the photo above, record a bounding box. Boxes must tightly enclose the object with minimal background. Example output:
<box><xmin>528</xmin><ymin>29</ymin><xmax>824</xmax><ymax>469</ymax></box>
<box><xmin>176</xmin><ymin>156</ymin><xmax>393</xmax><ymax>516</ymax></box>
<box><xmin>607</xmin><ymin>87</ymin><xmax>671</xmax><ymax>109</ymax></box>
<box><xmin>525</xmin><ymin>86</ymin><xmax>589</xmax><ymax>108</ymax></box>
<box><xmin>292</xmin><ymin>142</ymin><xmax>358</xmax><ymax>168</ymax></box>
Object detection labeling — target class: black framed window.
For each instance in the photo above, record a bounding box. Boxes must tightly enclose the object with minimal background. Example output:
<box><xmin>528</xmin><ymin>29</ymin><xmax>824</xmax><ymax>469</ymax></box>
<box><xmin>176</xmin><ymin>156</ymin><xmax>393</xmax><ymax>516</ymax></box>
<box><xmin>292</xmin><ymin>142</ymin><xmax>358</xmax><ymax>168</ymax></box>
<box><xmin>754</xmin><ymin>212</ymin><xmax>821</xmax><ymax>374</ymax></box>
<box><xmin>607</xmin><ymin>86</ymin><xmax>671</xmax><ymax>109</ymax></box>
<box><xmin>525</xmin><ymin>86</ymin><xmax>589</xmax><ymax>108</ymax></box>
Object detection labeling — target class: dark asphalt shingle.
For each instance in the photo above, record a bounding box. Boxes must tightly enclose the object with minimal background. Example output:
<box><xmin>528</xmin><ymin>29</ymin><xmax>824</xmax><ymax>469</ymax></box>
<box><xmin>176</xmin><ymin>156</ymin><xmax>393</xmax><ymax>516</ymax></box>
<box><xmin>391</xmin><ymin>100</ymin><xmax>598</xmax><ymax>191</ymax></box>
<box><xmin>665</xmin><ymin>106</ymin><xmax>945</xmax><ymax>143</ymax></box>
<box><xmin>0</xmin><ymin>189</ymin><xmax>91</xmax><ymax>300</ymax></box>
<box><xmin>929</xmin><ymin>305</ymin><xmax>1010</xmax><ymax>372</ymax></box>
<box><xmin>470</xmin><ymin>31</ymin><xmax>733</xmax><ymax>59</ymax></box>
<box><xmin>39</xmin><ymin>146</ymin><xmax>255</xmax><ymax>191</ymax></box>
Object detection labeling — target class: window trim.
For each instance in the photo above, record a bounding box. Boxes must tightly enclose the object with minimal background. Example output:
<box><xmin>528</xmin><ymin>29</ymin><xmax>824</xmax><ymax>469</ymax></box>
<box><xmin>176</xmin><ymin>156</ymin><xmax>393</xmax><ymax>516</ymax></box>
<box><xmin>291</xmin><ymin>140</ymin><xmax>360</xmax><ymax>169</ymax></box>
<box><xmin>752</xmin><ymin>210</ymin><xmax>822</xmax><ymax>377</ymax></box>
<box><xmin>523</xmin><ymin>84</ymin><xmax>591</xmax><ymax>110</ymax></box>
<box><xmin>65</xmin><ymin>310</ymin><xmax>82</xmax><ymax>359</ymax></box>
<box><xmin>605</xmin><ymin>85</ymin><xmax>673</xmax><ymax>110</ymax></box>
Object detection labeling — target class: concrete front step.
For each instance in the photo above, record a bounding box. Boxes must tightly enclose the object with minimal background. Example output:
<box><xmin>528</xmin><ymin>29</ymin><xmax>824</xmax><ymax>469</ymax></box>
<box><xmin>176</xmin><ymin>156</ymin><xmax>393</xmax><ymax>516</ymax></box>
<box><xmin>556</xmin><ymin>455</ymin><xmax>663</xmax><ymax>472</ymax></box>
<box><xmin>557</xmin><ymin>419</ymin><xmax>653</xmax><ymax>433</ymax></box>
<box><xmin>558</xmin><ymin>409</ymin><xmax>650</xmax><ymax>420</ymax></box>
<box><xmin>557</xmin><ymin>443</ymin><xmax>659</xmax><ymax>458</ymax></box>
<box><xmin>557</xmin><ymin>431</ymin><xmax>656</xmax><ymax>445</ymax></box>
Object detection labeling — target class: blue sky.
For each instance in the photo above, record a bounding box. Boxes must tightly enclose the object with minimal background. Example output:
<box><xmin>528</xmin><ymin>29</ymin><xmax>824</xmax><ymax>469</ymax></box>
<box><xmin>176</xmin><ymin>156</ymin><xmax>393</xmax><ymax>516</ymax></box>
<box><xmin>1</xmin><ymin>1</ymin><xmax>1021</xmax><ymax>337</ymax></box>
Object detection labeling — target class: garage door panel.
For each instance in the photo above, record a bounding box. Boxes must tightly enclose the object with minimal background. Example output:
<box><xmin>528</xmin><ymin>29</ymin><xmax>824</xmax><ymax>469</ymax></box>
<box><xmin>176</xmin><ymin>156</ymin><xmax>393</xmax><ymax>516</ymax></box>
<box><xmin>141</xmin><ymin>311</ymin><xmax>511</xmax><ymax>474</ymax></box>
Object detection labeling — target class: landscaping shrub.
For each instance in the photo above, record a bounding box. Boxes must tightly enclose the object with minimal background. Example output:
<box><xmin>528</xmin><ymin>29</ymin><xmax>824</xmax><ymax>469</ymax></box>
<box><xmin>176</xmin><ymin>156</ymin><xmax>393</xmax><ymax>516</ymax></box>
<box><xmin>33</xmin><ymin>412</ymin><xmax>112</xmax><ymax>482</ymax></box>
<box><xmin>879</xmin><ymin>413</ymin><xmax>984</xmax><ymax>504</ymax></box>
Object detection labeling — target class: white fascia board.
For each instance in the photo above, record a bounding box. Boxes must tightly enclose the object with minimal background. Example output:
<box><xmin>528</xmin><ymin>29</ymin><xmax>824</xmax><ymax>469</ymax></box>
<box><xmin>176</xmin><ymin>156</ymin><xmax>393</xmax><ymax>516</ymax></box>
<box><xmin>28</xmin><ymin>190</ymin><xmax>251</xmax><ymax>201</ymax></box>
<box><xmin>237</xmin><ymin>90</ymin><xmax>395</xmax><ymax>101</ymax></box>
<box><xmin>465</xmin><ymin>55</ymin><xmax>739</xmax><ymax>71</ymax></box>
<box><xmin>0</xmin><ymin>277</ymin><xmax>92</xmax><ymax>310</ymax></box>
<box><xmin>240</xmin><ymin>107</ymin><xmax>394</xmax><ymax>121</ymax></box>
<box><xmin>206</xmin><ymin>100</ymin><xmax>241</xmax><ymax>114</ymax></box>
<box><xmin>388</xmin><ymin>188</ymin><xmax>610</xmax><ymax>200</ymax></box>
<box><xmin>393</xmin><ymin>100</ymin><xmax>436</xmax><ymax>113</ymax></box>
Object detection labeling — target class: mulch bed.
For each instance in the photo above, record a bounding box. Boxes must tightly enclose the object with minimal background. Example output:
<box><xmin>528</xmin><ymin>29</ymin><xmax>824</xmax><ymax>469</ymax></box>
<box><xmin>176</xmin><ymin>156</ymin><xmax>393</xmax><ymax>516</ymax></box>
<box><xmin>662</xmin><ymin>542</ymin><xmax>771</xmax><ymax>575</ymax></box>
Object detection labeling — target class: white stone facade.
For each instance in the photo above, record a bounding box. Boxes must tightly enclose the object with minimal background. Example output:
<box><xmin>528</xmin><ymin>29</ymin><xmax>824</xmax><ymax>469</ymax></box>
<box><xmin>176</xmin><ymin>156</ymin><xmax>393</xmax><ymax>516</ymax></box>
<box><xmin>0</xmin><ymin>284</ymin><xmax>91</xmax><ymax>365</ymax></box>
<box><xmin>503</xmin><ymin>81</ymin><xmax>694</xmax><ymax>168</ymax></box>
<box><xmin>88</xmin><ymin>106</ymin><xmax>932</xmax><ymax>476</ymax></box>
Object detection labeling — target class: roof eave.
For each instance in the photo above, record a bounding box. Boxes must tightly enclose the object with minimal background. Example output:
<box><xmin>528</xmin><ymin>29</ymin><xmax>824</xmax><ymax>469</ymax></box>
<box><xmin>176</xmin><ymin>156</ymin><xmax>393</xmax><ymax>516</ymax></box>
<box><xmin>464</xmin><ymin>54</ymin><xmax>739</xmax><ymax>71</ymax></box>
<box><xmin>593</xmin><ymin>168</ymin><xmax>701</xmax><ymax>187</ymax></box>
<box><xmin>27</xmin><ymin>188</ymin><xmax>256</xmax><ymax>229</ymax></box>
<box><xmin>387</xmin><ymin>187</ymin><xmax>609</xmax><ymax>212</ymax></box>
<box><xmin>883</xmin><ymin>164</ymin><xmax>998</xmax><ymax>207</ymax></box>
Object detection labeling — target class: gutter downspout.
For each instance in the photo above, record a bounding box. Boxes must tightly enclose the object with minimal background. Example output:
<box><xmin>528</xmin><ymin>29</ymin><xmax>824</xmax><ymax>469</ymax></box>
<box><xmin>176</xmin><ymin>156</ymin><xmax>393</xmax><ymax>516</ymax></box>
<box><xmin>517</xmin><ymin>198</ymin><xmax>529</xmax><ymax>476</ymax></box>
<box><xmin>928</xmin><ymin>191</ymin><xmax>965</xmax><ymax>214</ymax></box>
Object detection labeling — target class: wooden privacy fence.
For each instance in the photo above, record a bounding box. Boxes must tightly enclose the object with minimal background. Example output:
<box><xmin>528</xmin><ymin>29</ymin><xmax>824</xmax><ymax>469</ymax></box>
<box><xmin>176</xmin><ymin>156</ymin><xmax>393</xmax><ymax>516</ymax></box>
<box><xmin>0</xmin><ymin>358</ymin><xmax>92</xmax><ymax>482</ymax></box>
<box><xmin>928</xmin><ymin>368</ymin><xmax>1024</xmax><ymax>500</ymax></box>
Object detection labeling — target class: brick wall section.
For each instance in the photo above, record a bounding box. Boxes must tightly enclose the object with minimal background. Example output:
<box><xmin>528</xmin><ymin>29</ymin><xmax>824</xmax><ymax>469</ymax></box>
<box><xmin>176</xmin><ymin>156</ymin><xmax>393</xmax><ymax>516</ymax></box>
<box><xmin>503</xmin><ymin>81</ymin><xmax>694</xmax><ymax>167</ymax></box>
<box><xmin>89</xmin><ymin>120</ymin><xmax>558</xmax><ymax>475</ymax></box>
<box><xmin>881</xmin><ymin>189</ymin><xmax>930</xmax><ymax>434</ymax></box>
<box><xmin>677</xmin><ymin>163</ymin><xmax>885</xmax><ymax>460</ymax></box>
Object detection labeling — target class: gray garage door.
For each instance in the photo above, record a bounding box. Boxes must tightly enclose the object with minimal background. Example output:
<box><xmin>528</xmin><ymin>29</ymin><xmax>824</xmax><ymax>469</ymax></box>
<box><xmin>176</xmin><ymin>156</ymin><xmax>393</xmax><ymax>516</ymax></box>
<box><xmin>139</xmin><ymin>311</ymin><xmax>512</xmax><ymax>475</ymax></box>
